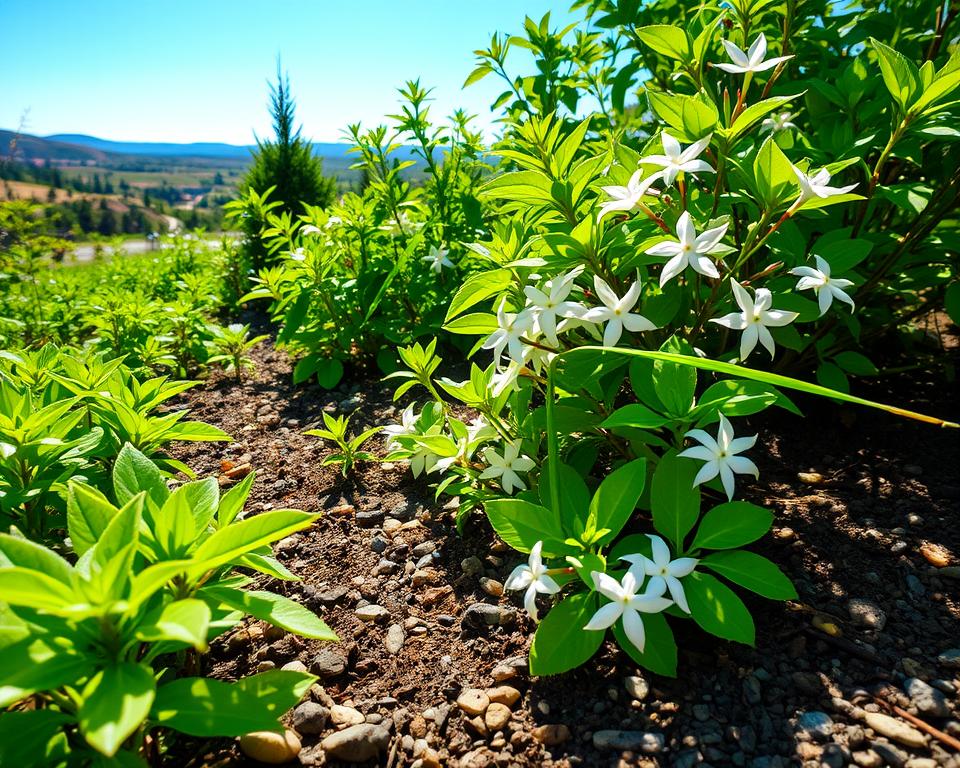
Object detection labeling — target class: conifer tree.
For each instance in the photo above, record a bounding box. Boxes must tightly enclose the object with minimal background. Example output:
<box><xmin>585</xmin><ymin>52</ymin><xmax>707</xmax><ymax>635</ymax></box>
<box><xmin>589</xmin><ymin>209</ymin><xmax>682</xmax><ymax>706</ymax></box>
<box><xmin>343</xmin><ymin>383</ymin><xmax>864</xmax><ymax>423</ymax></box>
<box><xmin>239</xmin><ymin>66</ymin><xmax>335</xmax><ymax>269</ymax></box>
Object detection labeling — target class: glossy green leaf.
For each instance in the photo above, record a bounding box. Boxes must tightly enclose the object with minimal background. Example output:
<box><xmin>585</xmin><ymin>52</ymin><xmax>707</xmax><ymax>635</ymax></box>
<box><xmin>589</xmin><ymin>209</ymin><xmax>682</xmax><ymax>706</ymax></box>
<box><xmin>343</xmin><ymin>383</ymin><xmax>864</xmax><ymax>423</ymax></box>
<box><xmin>689</xmin><ymin>502</ymin><xmax>772</xmax><ymax>550</ymax></box>
<box><xmin>612</xmin><ymin>610</ymin><xmax>677</xmax><ymax>677</ymax></box>
<box><xmin>529</xmin><ymin>592</ymin><xmax>603</xmax><ymax>675</ymax></box>
<box><xmin>79</xmin><ymin>662</ymin><xmax>156</xmax><ymax>757</ymax></box>
<box><xmin>151</xmin><ymin>671</ymin><xmax>316</xmax><ymax>737</ymax></box>
<box><xmin>201</xmin><ymin>586</ymin><xmax>338</xmax><ymax>641</ymax></box>
<box><xmin>650</xmin><ymin>453</ymin><xmax>700</xmax><ymax>551</ymax></box>
<box><xmin>587</xmin><ymin>458</ymin><xmax>647</xmax><ymax>545</ymax></box>
<box><xmin>701</xmin><ymin>550</ymin><xmax>798</xmax><ymax>600</ymax></box>
<box><xmin>685</xmin><ymin>571</ymin><xmax>755</xmax><ymax>645</ymax></box>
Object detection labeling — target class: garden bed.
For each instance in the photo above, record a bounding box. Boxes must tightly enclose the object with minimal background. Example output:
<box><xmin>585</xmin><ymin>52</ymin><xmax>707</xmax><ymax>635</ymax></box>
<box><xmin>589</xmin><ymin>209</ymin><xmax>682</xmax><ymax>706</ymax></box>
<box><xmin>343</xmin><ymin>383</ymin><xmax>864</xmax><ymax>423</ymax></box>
<box><xmin>169</xmin><ymin>338</ymin><xmax>960</xmax><ymax>768</ymax></box>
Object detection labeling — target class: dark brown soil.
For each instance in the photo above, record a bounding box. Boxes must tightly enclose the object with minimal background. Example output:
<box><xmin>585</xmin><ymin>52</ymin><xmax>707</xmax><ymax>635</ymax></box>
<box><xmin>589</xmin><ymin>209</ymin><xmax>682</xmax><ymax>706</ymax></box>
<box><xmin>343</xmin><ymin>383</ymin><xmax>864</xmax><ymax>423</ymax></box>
<box><xmin>169</xmin><ymin>339</ymin><xmax>960</xmax><ymax>768</ymax></box>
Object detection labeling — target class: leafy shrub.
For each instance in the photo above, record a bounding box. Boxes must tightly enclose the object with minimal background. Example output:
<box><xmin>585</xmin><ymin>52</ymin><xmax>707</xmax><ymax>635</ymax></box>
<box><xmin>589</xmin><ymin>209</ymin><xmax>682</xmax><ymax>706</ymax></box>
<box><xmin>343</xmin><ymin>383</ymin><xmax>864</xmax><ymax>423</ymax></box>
<box><xmin>379</xmin><ymin>0</ymin><xmax>960</xmax><ymax>675</ymax></box>
<box><xmin>0</xmin><ymin>229</ymin><xmax>241</xmax><ymax>377</ymax></box>
<box><xmin>235</xmin><ymin>82</ymin><xmax>489</xmax><ymax>389</ymax></box>
<box><xmin>0</xmin><ymin>444</ymin><xmax>335</xmax><ymax>765</ymax></box>
<box><xmin>0</xmin><ymin>346</ymin><xmax>229</xmax><ymax>538</ymax></box>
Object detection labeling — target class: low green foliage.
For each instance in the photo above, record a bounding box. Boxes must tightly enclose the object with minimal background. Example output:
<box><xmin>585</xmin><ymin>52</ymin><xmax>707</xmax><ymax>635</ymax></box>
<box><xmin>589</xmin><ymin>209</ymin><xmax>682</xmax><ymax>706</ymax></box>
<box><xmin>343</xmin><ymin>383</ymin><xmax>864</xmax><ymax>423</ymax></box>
<box><xmin>305</xmin><ymin>411</ymin><xmax>380</xmax><ymax>477</ymax></box>
<box><xmin>205</xmin><ymin>323</ymin><xmax>269</xmax><ymax>383</ymax></box>
<box><xmin>0</xmin><ymin>445</ymin><xmax>335</xmax><ymax>765</ymax></box>
<box><xmin>0</xmin><ymin>345</ymin><xmax>229</xmax><ymax>539</ymax></box>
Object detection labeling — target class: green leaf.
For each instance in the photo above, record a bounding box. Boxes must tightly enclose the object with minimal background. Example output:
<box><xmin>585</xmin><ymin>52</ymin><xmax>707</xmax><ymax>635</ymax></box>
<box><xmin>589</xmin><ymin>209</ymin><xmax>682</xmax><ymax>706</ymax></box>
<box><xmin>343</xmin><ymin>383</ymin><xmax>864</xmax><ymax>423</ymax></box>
<box><xmin>647</xmin><ymin>90</ymin><xmax>718</xmax><ymax>141</ymax></box>
<box><xmin>67</xmin><ymin>483</ymin><xmax>118</xmax><ymax>557</ymax></box>
<box><xmin>165</xmin><ymin>421</ymin><xmax>231</xmax><ymax>442</ymax></box>
<box><xmin>946</xmin><ymin>282</ymin><xmax>960</xmax><ymax>326</ymax></box>
<box><xmin>0</xmin><ymin>710</ymin><xmax>72</xmax><ymax>768</ymax></box>
<box><xmin>636</xmin><ymin>25</ymin><xmax>692</xmax><ymax>61</ymax></box>
<box><xmin>79</xmin><ymin>663</ymin><xmax>156</xmax><ymax>757</ymax></box>
<box><xmin>113</xmin><ymin>444</ymin><xmax>168</xmax><ymax>509</ymax></box>
<box><xmin>151</xmin><ymin>671</ymin><xmax>316</xmax><ymax>737</ymax></box>
<box><xmin>218</xmin><ymin>471</ymin><xmax>255</xmax><ymax>528</ymax></box>
<box><xmin>587</xmin><ymin>459</ymin><xmax>647</xmax><ymax>546</ymax></box>
<box><xmin>547</xmin><ymin>347</ymin><xmax>958</xmax><ymax>429</ymax></box>
<box><xmin>701</xmin><ymin>550</ymin><xmax>797</xmax><ymax>600</ymax></box>
<box><xmin>0</xmin><ymin>638</ymin><xmax>93</xmax><ymax>708</ymax></box>
<box><xmin>727</xmin><ymin>94</ymin><xmax>801</xmax><ymax>143</ymax></box>
<box><xmin>446</xmin><ymin>269</ymin><xmax>513</xmax><ymax>321</ymax></box>
<box><xmin>315</xmin><ymin>359</ymin><xmax>344</xmax><ymax>389</ymax></box>
<box><xmin>190</xmin><ymin>510</ymin><xmax>317</xmax><ymax>574</ymax></box>
<box><xmin>0</xmin><ymin>567</ymin><xmax>77</xmax><ymax>610</ymax></box>
<box><xmin>538</xmin><ymin>461</ymin><xmax>590</xmax><ymax>535</ymax></box>
<box><xmin>601</xmin><ymin>403</ymin><xmax>670</xmax><ymax>430</ymax></box>
<box><xmin>479</xmin><ymin>170</ymin><xmax>556</xmax><ymax>205</ymax></box>
<box><xmin>483</xmin><ymin>498</ymin><xmax>568</xmax><ymax>556</ymax></box>
<box><xmin>529</xmin><ymin>592</ymin><xmax>603</xmax><ymax>675</ymax></box>
<box><xmin>201</xmin><ymin>586</ymin><xmax>338</xmax><ymax>641</ymax></box>
<box><xmin>653</xmin><ymin>337</ymin><xmax>696</xmax><ymax>416</ymax></box>
<box><xmin>135</xmin><ymin>599</ymin><xmax>211</xmax><ymax>650</ymax></box>
<box><xmin>650</xmin><ymin>453</ymin><xmax>701</xmax><ymax>551</ymax></box>
<box><xmin>292</xmin><ymin>354</ymin><xmax>323</xmax><ymax>385</ymax></box>
<box><xmin>442</xmin><ymin>312</ymin><xmax>499</xmax><ymax>335</ymax></box>
<box><xmin>689</xmin><ymin>501</ymin><xmax>772</xmax><ymax>550</ymax></box>
<box><xmin>685</xmin><ymin>571</ymin><xmax>755</xmax><ymax>645</ymax></box>
<box><xmin>834</xmin><ymin>351</ymin><xmax>878</xmax><ymax>377</ymax></box>
<box><xmin>753</xmin><ymin>135</ymin><xmax>797</xmax><ymax>208</ymax></box>
<box><xmin>870</xmin><ymin>38</ymin><xmax>921</xmax><ymax>112</ymax></box>
<box><xmin>0</xmin><ymin>533</ymin><xmax>74</xmax><ymax>585</ymax></box>
<box><xmin>612</xmin><ymin>611</ymin><xmax>677</xmax><ymax>677</ymax></box>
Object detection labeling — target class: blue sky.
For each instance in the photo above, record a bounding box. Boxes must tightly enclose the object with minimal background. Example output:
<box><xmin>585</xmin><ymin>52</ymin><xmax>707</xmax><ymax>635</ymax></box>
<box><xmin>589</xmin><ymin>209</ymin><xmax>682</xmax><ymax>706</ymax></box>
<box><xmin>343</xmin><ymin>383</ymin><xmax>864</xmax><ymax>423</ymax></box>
<box><xmin>1</xmin><ymin>0</ymin><xmax>577</xmax><ymax>145</ymax></box>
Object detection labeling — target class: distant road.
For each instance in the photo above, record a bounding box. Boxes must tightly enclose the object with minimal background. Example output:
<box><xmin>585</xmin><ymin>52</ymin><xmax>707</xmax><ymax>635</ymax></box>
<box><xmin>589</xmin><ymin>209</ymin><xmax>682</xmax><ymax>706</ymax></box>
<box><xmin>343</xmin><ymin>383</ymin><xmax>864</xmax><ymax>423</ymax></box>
<box><xmin>68</xmin><ymin>215</ymin><xmax>190</xmax><ymax>263</ymax></box>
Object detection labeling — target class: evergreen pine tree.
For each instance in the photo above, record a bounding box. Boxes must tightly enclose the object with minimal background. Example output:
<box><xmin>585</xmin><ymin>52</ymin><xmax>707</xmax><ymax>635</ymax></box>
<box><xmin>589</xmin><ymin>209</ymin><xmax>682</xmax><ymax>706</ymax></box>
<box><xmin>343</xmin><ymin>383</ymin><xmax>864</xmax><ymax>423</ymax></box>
<box><xmin>238</xmin><ymin>65</ymin><xmax>336</xmax><ymax>270</ymax></box>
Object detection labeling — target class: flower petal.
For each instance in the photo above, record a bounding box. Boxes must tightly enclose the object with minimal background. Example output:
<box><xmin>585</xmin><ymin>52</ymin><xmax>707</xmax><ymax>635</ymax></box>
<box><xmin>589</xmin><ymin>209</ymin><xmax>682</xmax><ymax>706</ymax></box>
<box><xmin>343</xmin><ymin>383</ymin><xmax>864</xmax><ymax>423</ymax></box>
<box><xmin>621</xmin><ymin>608</ymin><xmax>647</xmax><ymax>653</ymax></box>
<box><xmin>584</xmin><ymin>600</ymin><xmax>624</xmax><ymax>631</ymax></box>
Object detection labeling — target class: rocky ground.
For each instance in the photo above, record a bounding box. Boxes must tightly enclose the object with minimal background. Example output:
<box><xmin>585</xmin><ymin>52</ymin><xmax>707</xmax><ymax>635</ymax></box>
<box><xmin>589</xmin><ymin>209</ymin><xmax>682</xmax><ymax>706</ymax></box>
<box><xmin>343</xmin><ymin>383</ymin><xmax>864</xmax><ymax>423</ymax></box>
<box><xmin>169</xmin><ymin>340</ymin><xmax>960</xmax><ymax>768</ymax></box>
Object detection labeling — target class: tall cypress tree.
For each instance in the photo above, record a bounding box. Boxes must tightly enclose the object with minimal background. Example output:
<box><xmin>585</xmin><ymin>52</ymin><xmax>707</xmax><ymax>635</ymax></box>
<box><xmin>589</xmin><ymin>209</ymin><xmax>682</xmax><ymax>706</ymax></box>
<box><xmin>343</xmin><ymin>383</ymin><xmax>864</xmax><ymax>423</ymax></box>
<box><xmin>239</xmin><ymin>66</ymin><xmax>335</xmax><ymax>269</ymax></box>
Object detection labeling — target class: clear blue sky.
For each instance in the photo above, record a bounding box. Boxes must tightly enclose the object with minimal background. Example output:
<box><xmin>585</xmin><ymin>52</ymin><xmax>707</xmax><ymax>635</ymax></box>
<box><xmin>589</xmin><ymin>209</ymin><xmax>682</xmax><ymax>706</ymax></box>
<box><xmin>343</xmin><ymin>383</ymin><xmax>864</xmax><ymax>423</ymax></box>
<box><xmin>1</xmin><ymin>0</ymin><xmax>577</xmax><ymax>145</ymax></box>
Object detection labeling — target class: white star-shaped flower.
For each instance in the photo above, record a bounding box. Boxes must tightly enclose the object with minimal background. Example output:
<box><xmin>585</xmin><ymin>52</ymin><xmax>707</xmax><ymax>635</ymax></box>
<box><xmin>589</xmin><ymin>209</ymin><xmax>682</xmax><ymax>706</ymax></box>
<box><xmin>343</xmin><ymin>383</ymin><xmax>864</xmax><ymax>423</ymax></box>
<box><xmin>710</xmin><ymin>279</ymin><xmax>798</xmax><ymax>361</ymax></box>
<box><xmin>582</xmin><ymin>276</ymin><xmax>657</xmax><ymax>347</ymax></box>
<box><xmin>584</xmin><ymin>566</ymin><xmax>673</xmax><ymax>653</ymax></box>
<box><xmin>422</xmin><ymin>245</ymin><xmax>453</xmax><ymax>274</ymax></box>
<box><xmin>504</xmin><ymin>541</ymin><xmax>561</xmax><ymax>622</ymax></box>
<box><xmin>597</xmin><ymin>171</ymin><xmax>662</xmax><ymax>221</ymax></box>
<box><xmin>645</xmin><ymin>211</ymin><xmax>729</xmax><ymax>287</ymax></box>
<box><xmin>483</xmin><ymin>299</ymin><xmax>535</xmax><ymax>366</ymax></box>
<box><xmin>524</xmin><ymin>267</ymin><xmax>588</xmax><ymax>346</ymax></box>
<box><xmin>716</xmin><ymin>33</ymin><xmax>794</xmax><ymax>74</ymax></box>
<box><xmin>620</xmin><ymin>535</ymin><xmax>698</xmax><ymax>614</ymax></box>
<box><xmin>640</xmin><ymin>132</ymin><xmax>714</xmax><ymax>187</ymax></box>
<box><xmin>382</xmin><ymin>404</ymin><xmax>417</xmax><ymax>451</ymax></box>
<box><xmin>761</xmin><ymin>112</ymin><xmax>797</xmax><ymax>134</ymax></box>
<box><xmin>678</xmin><ymin>413</ymin><xmax>759</xmax><ymax>501</ymax></box>
<box><xmin>789</xmin><ymin>255</ymin><xmax>855</xmax><ymax>315</ymax></box>
<box><xmin>480</xmin><ymin>442</ymin><xmax>536</xmax><ymax>495</ymax></box>
<box><xmin>792</xmin><ymin>165</ymin><xmax>858</xmax><ymax>203</ymax></box>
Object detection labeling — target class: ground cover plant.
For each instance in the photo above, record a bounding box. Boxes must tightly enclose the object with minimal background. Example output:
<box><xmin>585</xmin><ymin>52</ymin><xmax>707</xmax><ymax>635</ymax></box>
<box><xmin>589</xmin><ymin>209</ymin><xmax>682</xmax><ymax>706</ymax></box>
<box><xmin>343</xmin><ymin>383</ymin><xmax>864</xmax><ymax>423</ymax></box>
<box><xmin>0</xmin><ymin>445</ymin><xmax>336</xmax><ymax>765</ymax></box>
<box><xmin>0</xmin><ymin>220</ymin><xmax>246</xmax><ymax>377</ymax></box>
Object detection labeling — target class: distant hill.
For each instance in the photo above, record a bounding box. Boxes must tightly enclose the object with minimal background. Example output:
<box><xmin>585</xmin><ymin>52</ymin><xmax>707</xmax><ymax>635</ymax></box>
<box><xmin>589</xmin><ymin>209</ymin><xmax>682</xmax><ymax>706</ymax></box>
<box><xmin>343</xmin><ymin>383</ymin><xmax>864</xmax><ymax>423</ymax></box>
<box><xmin>1</xmin><ymin>129</ymin><xmax>428</xmax><ymax>186</ymax></box>
<box><xmin>47</xmin><ymin>134</ymin><xmax>257</xmax><ymax>159</ymax></box>
<box><xmin>0</xmin><ymin>130</ymin><xmax>109</xmax><ymax>163</ymax></box>
<box><xmin>44</xmin><ymin>134</ymin><xmax>426</xmax><ymax>164</ymax></box>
